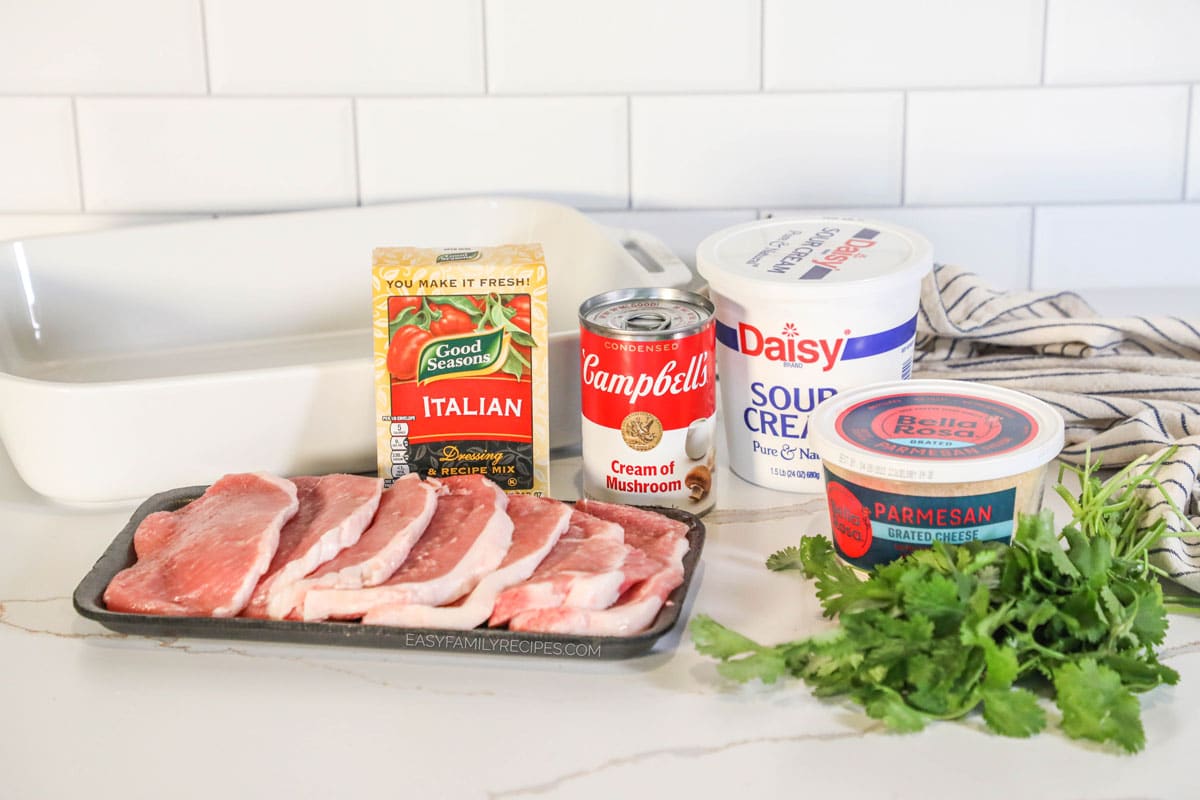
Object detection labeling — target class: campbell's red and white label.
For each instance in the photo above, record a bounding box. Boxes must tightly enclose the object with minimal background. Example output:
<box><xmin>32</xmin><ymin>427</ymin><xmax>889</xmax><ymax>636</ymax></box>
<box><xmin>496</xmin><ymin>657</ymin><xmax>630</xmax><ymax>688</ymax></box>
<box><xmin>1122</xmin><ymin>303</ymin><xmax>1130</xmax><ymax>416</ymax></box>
<box><xmin>579</xmin><ymin>308</ymin><xmax>717</xmax><ymax>513</ymax></box>
<box><xmin>580</xmin><ymin>329</ymin><xmax>715</xmax><ymax>429</ymax></box>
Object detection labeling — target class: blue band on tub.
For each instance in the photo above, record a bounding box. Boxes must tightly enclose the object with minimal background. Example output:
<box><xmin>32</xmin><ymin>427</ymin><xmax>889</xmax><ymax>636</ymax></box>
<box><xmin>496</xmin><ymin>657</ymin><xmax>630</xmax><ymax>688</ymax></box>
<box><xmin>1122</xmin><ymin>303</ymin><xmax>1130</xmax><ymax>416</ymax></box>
<box><xmin>841</xmin><ymin>314</ymin><xmax>917</xmax><ymax>360</ymax></box>
<box><xmin>714</xmin><ymin>313</ymin><xmax>916</xmax><ymax>358</ymax></box>
<box><xmin>715</xmin><ymin>319</ymin><xmax>739</xmax><ymax>350</ymax></box>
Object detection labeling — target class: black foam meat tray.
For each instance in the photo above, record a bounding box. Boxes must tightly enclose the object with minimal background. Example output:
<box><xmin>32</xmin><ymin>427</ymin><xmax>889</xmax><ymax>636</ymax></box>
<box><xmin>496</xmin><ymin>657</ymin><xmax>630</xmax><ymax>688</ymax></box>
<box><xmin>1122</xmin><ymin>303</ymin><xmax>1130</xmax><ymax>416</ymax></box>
<box><xmin>73</xmin><ymin>485</ymin><xmax>706</xmax><ymax>660</ymax></box>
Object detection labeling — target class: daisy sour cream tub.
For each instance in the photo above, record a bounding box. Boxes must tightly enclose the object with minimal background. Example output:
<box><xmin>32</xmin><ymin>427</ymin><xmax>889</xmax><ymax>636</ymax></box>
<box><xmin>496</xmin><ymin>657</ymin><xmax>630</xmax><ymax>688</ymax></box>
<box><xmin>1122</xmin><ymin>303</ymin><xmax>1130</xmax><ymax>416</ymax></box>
<box><xmin>809</xmin><ymin>380</ymin><xmax>1065</xmax><ymax>570</ymax></box>
<box><xmin>697</xmin><ymin>218</ymin><xmax>933</xmax><ymax>493</ymax></box>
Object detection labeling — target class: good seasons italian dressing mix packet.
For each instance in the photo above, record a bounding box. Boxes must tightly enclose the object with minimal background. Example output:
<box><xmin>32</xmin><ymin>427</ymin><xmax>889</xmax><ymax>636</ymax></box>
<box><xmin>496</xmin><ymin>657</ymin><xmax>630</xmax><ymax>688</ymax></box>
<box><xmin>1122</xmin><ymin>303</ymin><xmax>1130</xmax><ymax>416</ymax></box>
<box><xmin>372</xmin><ymin>245</ymin><xmax>549</xmax><ymax>495</ymax></box>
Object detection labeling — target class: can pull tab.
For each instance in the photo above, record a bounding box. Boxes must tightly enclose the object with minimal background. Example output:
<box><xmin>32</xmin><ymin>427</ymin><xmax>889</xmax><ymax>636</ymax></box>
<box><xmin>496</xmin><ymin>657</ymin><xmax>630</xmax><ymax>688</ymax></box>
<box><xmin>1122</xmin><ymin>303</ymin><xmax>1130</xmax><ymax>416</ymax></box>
<box><xmin>623</xmin><ymin>311</ymin><xmax>672</xmax><ymax>332</ymax></box>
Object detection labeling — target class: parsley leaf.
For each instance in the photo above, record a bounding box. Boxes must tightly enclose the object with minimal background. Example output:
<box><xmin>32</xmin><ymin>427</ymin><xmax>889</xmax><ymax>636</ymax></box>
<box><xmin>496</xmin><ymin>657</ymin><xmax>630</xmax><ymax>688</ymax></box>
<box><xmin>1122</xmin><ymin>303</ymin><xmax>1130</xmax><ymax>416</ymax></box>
<box><xmin>690</xmin><ymin>615</ymin><xmax>788</xmax><ymax>685</ymax></box>
<box><xmin>1054</xmin><ymin>659</ymin><xmax>1146</xmax><ymax>753</ymax></box>
<box><xmin>863</xmin><ymin>687</ymin><xmax>929</xmax><ymax>733</ymax></box>
<box><xmin>1130</xmin><ymin>584</ymin><xmax>1170</xmax><ymax>647</ymax></box>
<box><xmin>981</xmin><ymin>688</ymin><xmax>1046</xmax><ymax>738</ymax></box>
<box><xmin>766</xmin><ymin>546</ymin><xmax>804</xmax><ymax>572</ymax></box>
<box><xmin>1064</xmin><ymin>524</ymin><xmax>1112</xmax><ymax>585</ymax></box>
<box><xmin>690</xmin><ymin>614</ymin><xmax>764</xmax><ymax>660</ymax></box>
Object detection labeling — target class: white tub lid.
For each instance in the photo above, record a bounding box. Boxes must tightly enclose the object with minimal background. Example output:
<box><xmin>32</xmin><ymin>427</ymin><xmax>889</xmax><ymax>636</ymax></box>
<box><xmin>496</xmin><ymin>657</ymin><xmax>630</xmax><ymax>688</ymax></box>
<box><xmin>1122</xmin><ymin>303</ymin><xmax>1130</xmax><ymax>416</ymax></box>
<box><xmin>696</xmin><ymin>217</ymin><xmax>933</xmax><ymax>299</ymax></box>
<box><xmin>809</xmin><ymin>379</ymin><xmax>1065</xmax><ymax>484</ymax></box>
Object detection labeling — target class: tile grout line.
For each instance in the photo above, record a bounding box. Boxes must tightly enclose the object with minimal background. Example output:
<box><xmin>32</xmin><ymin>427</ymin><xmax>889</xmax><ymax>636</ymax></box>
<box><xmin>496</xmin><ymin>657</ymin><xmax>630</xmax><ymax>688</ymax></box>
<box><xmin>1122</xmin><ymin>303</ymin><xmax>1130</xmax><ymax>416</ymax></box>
<box><xmin>9</xmin><ymin>202</ymin><xmax>1200</xmax><ymax>217</ymax></box>
<box><xmin>70</xmin><ymin>96</ymin><xmax>86</xmax><ymax>211</ymax></box>
<box><xmin>1026</xmin><ymin>207</ymin><xmax>1038</xmax><ymax>289</ymax></box>
<box><xmin>626</xmin><ymin>95</ymin><xmax>633</xmax><ymax>210</ymax></box>
<box><xmin>7</xmin><ymin>83</ymin><xmax>1199</xmax><ymax>102</ymax></box>
<box><xmin>1039</xmin><ymin>0</ymin><xmax>1050</xmax><ymax>85</ymax></box>
<box><xmin>758</xmin><ymin>0</ymin><xmax>766</xmax><ymax>92</ymax></box>
<box><xmin>480</xmin><ymin>0</ymin><xmax>490</xmax><ymax>94</ymax></box>
<box><xmin>899</xmin><ymin>91</ymin><xmax>909</xmax><ymax>206</ymax></box>
<box><xmin>198</xmin><ymin>0</ymin><xmax>212</xmax><ymax>94</ymax></box>
<box><xmin>1182</xmin><ymin>85</ymin><xmax>1194</xmax><ymax>200</ymax></box>
<box><xmin>351</xmin><ymin>98</ymin><xmax>363</xmax><ymax>207</ymax></box>
<box><xmin>695</xmin><ymin>197</ymin><xmax>1200</xmax><ymax>212</ymax></box>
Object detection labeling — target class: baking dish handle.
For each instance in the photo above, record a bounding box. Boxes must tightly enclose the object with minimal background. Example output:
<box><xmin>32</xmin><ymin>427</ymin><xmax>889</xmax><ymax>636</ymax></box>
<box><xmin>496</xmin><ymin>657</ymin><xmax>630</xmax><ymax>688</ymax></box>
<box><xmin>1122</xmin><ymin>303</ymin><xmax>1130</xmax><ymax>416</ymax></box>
<box><xmin>606</xmin><ymin>228</ymin><xmax>697</xmax><ymax>289</ymax></box>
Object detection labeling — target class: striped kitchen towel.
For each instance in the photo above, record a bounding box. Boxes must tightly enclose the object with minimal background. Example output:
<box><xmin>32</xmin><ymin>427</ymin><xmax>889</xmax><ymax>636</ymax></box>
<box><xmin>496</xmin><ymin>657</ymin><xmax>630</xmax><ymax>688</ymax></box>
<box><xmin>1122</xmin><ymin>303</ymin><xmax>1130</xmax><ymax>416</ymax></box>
<box><xmin>913</xmin><ymin>265</ymin><xmax>1200</xmax><ymax>593</ymax></box>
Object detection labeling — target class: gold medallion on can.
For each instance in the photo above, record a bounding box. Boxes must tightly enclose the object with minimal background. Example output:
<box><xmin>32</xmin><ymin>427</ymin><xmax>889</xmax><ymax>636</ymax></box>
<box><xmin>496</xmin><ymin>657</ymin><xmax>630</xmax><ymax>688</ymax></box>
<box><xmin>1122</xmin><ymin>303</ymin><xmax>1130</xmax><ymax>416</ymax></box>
<box><xmin>620</xmin><ymin>411</ymin><xmax>663</xmax><ymax>451</ymax></box>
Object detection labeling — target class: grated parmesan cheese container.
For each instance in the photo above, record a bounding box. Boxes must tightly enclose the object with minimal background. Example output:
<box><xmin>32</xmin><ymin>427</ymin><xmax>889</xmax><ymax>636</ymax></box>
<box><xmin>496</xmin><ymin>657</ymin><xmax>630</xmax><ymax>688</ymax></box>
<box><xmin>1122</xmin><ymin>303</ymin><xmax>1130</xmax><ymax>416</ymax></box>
<box><xmin>809</xmin><ymin>379</ymin><xmax>1065</xmax><ymax>570</ymax></box>
<box><xmin>697</xmin><ymin>218</ymin><xmax>933</xmax><ymax>493</ymax></box>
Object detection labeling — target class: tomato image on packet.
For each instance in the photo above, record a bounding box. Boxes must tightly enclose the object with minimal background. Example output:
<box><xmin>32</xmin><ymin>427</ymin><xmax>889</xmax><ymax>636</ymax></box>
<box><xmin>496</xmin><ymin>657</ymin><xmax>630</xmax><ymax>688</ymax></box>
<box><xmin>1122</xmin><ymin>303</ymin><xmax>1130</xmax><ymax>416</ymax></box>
<box><xmin>372</xmin><ymin>245</ymin><xmax>549</xmax><ymax>495</ymax></box>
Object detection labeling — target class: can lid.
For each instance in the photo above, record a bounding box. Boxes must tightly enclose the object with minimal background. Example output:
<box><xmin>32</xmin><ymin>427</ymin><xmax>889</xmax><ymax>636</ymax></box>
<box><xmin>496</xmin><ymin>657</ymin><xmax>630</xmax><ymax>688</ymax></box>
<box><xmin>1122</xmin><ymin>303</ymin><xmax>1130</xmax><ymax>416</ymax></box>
<box><xmin>579</xmin><ymin>287</ymin><xmax>714</xmax><ymax>339</ymax></box>
<box><xmin>696</xmin><ymin>217</ymin><xmax>933</xmax><ymax>299</ymax></box>
<box><xmin>809</xmin><ymin>379</ymin><xmax>1065</xmax><ymax>484</ymax></box>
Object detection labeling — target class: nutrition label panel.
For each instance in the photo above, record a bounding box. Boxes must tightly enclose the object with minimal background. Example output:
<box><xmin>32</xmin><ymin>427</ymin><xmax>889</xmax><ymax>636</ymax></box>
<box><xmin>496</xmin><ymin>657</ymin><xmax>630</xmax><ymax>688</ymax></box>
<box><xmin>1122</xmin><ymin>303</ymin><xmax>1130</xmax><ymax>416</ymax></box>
<box><xmin>388</xmin><ymin>420</ymin><xmax>411</xmax><ymax>480</ymax></box>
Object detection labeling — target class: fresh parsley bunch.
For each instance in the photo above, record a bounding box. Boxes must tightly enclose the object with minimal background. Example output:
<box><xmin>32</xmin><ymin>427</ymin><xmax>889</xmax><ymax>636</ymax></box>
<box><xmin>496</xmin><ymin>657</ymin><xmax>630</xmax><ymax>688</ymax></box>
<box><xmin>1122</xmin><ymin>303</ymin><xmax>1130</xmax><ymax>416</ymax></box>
<box><xmin>692</xmin><ymin>450</ymin><xmax>1195</xmax><ymax>753</ymax></box>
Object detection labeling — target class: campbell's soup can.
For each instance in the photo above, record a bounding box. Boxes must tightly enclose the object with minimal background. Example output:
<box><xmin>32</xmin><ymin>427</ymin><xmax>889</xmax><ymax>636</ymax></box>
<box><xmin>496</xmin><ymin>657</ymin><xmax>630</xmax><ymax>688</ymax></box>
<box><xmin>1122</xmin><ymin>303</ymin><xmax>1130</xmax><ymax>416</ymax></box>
<box><xmin>579</xmin><ymin>288</ymin><xmax>717</xmax><ymax>514</ymax></box>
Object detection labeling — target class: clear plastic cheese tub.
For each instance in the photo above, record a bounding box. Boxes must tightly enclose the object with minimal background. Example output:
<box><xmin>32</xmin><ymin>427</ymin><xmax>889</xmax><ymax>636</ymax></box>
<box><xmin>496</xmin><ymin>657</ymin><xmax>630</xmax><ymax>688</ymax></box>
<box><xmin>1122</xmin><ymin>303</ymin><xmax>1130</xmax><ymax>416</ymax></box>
<box><xmin>808</xmin><ymin>379</ymin><xmax>1065</xmax><ymax>570</ymax></box>
<box><xmin>0</xmin><ymin>198</ymin><xmax>691</xmax><ymax>504</ymax></box>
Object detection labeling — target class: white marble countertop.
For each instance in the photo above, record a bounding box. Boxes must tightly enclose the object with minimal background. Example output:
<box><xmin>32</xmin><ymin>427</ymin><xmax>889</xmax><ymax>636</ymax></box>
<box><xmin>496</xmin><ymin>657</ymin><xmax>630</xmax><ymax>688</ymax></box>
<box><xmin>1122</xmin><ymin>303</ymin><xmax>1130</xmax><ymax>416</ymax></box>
<box><xmin>3</xmin><ymin>430</ymin><xmax>1199</xmax><ymax>800</ymax></box>
<box><xmin>4</xmin><ymin>282</ymin><xmax>1199</xmax><ymax>799</ymax></box>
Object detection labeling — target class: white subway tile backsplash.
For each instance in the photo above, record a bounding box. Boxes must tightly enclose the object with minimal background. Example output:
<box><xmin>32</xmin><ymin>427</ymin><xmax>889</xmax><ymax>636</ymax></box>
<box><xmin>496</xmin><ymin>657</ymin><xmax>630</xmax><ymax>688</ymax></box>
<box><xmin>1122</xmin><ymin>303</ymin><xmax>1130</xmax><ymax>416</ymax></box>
<box><xmin>1033</xmin><ymin>204</ymin><xmax>1200</xmax><ymax>288</ymax></box>
<box><xmin>0</xmin><ymin>0</ymin><xmax>205</xmax><ymax>95</ymax></box>
<box><xmin>763</xmin><ymin>206</ymin><xmax>1033</xmax><ymax>289</ymax></box>
<box><xmin>76</xmin><ymin>99</ymin><xmax>357</xmax><ymax>213</ymax></box>
<box><xmin>0</xmin><ymin>0</ymin><xmax>1193</xmax><ymax>299</ymax></box>
<box><xmin>906</xmin><ymin>87</ymin><xmax>1189</xmax><ymax>205</ymax></box>
<box><xmin>0</xmin><ymin>99</ymin><xmax>79</xmax><ymax>212</ymax></box>
<box><xmin>1081</xmin><ymin>286</ymin><xmax>1200</xmax><ymax>317</ymax></box>
<box><xmin>357</xmin><ymin>97</ymin><xmax>628</xmax><ymax>208</ymax></box>
<box><xmin>205</xmin><ymin>0</ymin><xmax>483</xmax><ymax>95</ymax></box>
<box><xmin>1045</xmin><ymin>0</ymin><xmax>1200</xmax><ymax>85</ymax></box>
<box><xmin>485</xmin><ymin>0</ymin><xmax>759</xmax><ymax>93</ymax></box>
<box><xmin>631</xmin><ymin>94</ymin><xmax>903</xmax><ymax>209</ymax></box>
<box><xmin>764</xmin><ymin>0</ymin><xmax>1043</xmax><ymax>90</ymax></box>
<box><xmin>584</xmin><ymin>209</ymin><xmax>757</xmax><ymax>269</ymax></box>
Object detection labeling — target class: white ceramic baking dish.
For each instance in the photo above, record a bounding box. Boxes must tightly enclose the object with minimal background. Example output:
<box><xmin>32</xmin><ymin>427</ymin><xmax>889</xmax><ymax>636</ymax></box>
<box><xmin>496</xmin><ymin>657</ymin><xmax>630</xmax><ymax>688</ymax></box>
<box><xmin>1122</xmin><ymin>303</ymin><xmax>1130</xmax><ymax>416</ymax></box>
<box><xmin>0</xmin><ymin>197</ymin><xmax>691</xmax><ymax>504</ymax></box>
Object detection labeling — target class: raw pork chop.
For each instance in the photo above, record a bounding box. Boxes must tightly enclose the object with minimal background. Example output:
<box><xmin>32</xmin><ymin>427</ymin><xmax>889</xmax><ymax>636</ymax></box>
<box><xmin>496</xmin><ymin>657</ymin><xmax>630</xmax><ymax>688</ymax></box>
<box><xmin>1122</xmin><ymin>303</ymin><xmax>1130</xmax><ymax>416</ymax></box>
<box><xmin>507</xmin><ymin>500</ymin><xmax>689</xmax><ymax>636</ymax></box>
<box><xmin>507</xmin><ymin>568</ymin><xmax>684</xmax><ymax>636</ymax></box>
<box><xmin>579</xmin><ymin>498</ymin><xmax>690</xmax><ymax>589</ymax></box>
<box><xmin>363</xmin><ymin>494</ymin><xmax>571</xmax><ymax>629</ymax></box>
<box><xmin>270</xmin><ymin>475</ymin><xmax>441</xmax><ymax>618</ymax></box>
<box><xmin>302</xmin><ymin>474</ymin><xmax>512</xmax><ymax>621</ymax></box>
<box><xmin>103</xmin><ymin>472</ymin><xmax>298</xmax><ymax>617</ymax></box>
<box><xmin>242</xmin><ymin>474</ymin><xmax>383</xmax><ymax>619</ymax></box>
<box><xmin>487</xmin><ymin>508</ymin><xmax>628</xmax><ymax>627</ymax></box>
